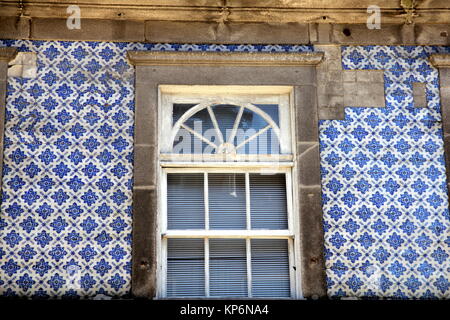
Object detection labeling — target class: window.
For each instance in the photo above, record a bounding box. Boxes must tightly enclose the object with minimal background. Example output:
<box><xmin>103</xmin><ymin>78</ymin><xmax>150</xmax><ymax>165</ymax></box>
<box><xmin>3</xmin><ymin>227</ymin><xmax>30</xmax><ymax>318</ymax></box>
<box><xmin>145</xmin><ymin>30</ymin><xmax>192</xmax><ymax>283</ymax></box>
<box><xmin>159</xmin><ymin>86</ymin><xmax>293</xmax><ymax>162</ymax></box>
<box><xmin>156</xmin><ymin>86</ymin><xmax>300</xmax><ymax>298</ymax></box>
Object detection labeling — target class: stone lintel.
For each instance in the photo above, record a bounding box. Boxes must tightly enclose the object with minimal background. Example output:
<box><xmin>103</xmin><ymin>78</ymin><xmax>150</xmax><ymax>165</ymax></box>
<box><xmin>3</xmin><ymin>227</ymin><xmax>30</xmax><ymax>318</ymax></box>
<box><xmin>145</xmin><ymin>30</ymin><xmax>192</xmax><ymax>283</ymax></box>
<box><xmin>127</xmin><ymin>51</ymin><xmax>324</xmax><ymax>67</ymax></box>
<box><xmin>430</xmin><ymin>54</ymin><xmax>450</xmax><ymax>68</ymax></box>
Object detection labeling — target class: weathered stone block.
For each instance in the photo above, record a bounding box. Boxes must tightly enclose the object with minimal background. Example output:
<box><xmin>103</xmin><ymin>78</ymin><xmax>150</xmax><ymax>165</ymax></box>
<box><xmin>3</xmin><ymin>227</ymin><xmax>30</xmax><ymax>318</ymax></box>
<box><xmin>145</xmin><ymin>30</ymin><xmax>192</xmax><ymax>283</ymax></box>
<box><xmin>413</xmin><ymin>82</ymin><xmax>427</xmax><ymax>108</ymax></box>
<box><xmin>0</xmin><ymin>17</ymin><xmax>30</xmax><ymax>39</ymax></box>
<box><xmin>440</xmin><ymin>69</ymin><xmax>450</xmax><ymax>87</ymax></box>
<box><xmin>31</xmin><ymin>18</ymin><xmax>145</xmax><ymax>42</ymax></box>
<box><xmin>416</xmin><ymin>24</ymin><xmax>450</xmax><ymax>46</ymax></box>
<box><xmin>356</xmin><ymin>70</ymin><xmax>384</xmax><ymax>83</ymax></box>
<box><xmin>134</xmin><ymin>145</ymin><xmax>157</xmax><ymax>187</ymax></box>
<box><xmin>298</xmin><ymin>144</ymin><xmax>322</xmax><ymax>186</ymax></box>
<box><xmin>343</xmin><ymin>80</ymin><xmax>385</xmax><ymax>107</ymax></box>
<box><xmin>134</xmin><ymin>82</ymin><xmax>158</xmax><ymax>146</ymax></box>
<box><xmin>132</xmin><ymin>187</ymin><xmax>158</xmax><ymax>298</ymax></box>
<box><xmin>343</xmin><ymin>70</ymin><xmax>356</xmax><ymax>82</ymax></box>
<box><xmin>298</xmin><ymin>186</ymin><xmax>327</xmax><ymax>298</ymax></box>
<box><xmin>295</xmin><ymin>85</ymin><xmax>319</xmax><ymax>142</ymax></box>
<box><xmin>145</xmin><ymin>21</ymin><xmax>310</xmax><ymax>44</ymax></box>
<box><xmin>331</xmin><ymin>24</ymin><xmax>403</xmax><ymax>45</ymax></box>
<box><xmin>318</xmin><ymin>106</ymin><xmax>345</xmax><ymax>120</ymax></box>
<box><xmin>325</xmin><ymin>81</ymin><xmax>344</xmax><ymax>96</ymax></box>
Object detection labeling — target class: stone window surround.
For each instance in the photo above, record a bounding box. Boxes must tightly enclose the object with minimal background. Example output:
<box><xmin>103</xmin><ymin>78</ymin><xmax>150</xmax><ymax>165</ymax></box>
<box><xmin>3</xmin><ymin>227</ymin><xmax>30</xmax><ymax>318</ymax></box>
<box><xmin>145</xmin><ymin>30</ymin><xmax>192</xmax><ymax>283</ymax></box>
<box><xmin>127</xmin><ymin>50</ymin><xmax>327</xmax><ymax>299</ymax></box>
<box><xmin>430</xmin><ymin>54</ymin><xmax>450</xmax><ymax>206</ymax></box>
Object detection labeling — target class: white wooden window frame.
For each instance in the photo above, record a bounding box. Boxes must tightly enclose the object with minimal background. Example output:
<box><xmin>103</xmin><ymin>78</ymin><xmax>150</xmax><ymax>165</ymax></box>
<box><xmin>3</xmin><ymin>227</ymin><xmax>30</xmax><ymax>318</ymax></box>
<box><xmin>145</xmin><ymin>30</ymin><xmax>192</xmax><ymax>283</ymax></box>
<box><xmin>159</xmin><ymin>85</ymin><xmax>294</xmax><ymax>163</ymax></box>
<box><xmin>155</xmin><ymin>85</ymin><xmax>302</xmax><ymax>299</ymax></box>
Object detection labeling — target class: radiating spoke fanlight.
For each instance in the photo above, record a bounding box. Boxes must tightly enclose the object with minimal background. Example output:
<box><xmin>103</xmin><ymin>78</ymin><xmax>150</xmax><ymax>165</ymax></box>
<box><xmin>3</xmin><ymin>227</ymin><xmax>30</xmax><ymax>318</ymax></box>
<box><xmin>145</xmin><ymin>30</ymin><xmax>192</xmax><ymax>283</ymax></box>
<box><xmin>171</xmin><ymin>102</ymin><xmax>281</xmax><ymax>154</ymax></box>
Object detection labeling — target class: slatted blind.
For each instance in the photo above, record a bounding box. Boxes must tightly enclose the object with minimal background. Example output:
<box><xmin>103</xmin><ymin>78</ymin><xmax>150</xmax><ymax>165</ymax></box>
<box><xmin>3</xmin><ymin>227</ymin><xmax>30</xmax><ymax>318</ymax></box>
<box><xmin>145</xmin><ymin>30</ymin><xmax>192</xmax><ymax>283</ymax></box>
<box><xmin>167</xmin><ymin>239</ymin><xmax>205</xmax><ymax>297</ymax></box>
<box><xmin>209</xmin><ymin>239</ymin><xmax>248</xmax><ymax>297</ymax></box>
<box><xmin>208</xmin><ymin>173</ymin><xmax>246</xmax><ymax>229</ymax></box>
<box><xmin>167</xmin><ymin>173</ymin><xmax>204</xmax><ymax>229</ymax></box>
<box><xmin>165</xmin><ymin>172</ymin><xmax>293</xmax><ymax>298</ymax></box>
<box><xmin>251</xmin><ymin>239</ymin><xmax>291</xmax><ymax>298</ymax></box>
<box><xmin>250</xmin><ymin>174</ymin><xmax>288</xmax><ymax>229</ymax></box>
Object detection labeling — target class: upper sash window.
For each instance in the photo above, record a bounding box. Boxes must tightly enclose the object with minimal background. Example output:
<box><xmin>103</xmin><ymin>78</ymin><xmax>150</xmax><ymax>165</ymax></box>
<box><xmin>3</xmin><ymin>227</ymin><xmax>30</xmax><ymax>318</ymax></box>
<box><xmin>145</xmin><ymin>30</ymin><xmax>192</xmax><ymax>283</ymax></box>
<box><xmin>159</xmin><ymin>86</ymin><xmax>294</xmax><ymax>163</ymax></box>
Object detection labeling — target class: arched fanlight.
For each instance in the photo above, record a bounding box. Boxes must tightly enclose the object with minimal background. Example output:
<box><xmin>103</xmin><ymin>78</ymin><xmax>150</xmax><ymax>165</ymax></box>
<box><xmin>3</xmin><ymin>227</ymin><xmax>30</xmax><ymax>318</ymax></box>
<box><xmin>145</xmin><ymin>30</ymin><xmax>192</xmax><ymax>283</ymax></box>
<box><xmin>170</xmin><ymin>102</ymin><xmax>281</xmax><ymax>155</ymax></box>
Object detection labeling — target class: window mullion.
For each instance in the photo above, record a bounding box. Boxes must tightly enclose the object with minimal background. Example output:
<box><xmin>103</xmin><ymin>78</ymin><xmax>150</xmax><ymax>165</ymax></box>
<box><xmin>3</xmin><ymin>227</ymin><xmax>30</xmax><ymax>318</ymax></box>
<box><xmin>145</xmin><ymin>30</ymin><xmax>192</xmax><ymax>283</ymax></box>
<box><xmin>246</xmin><ymin>238</ymin><xmax>252</xmax><ymax>298</ymax></box>
<box><xmin>205</xmin><ymin>238</ymin><xmax>210</xmax><ymax>298</ymax></box>
<box><xmin>204</xmin><ymin>172</ymin><xmax>209</xmax><ymax>230</ymax></box>
<box><xmin>245</xmin><ymin>172</ymin><xmax>251</xmax><ymax>230</ymax></box>
<box><xmin>204</xmin><ymin>172</ymin><xmax>210</xmax><ymax>298</ymax></box>
<box><xmin>286</xmin><ymin>171</ymin><xmax>294</xmax><ymax>234</ymax></box>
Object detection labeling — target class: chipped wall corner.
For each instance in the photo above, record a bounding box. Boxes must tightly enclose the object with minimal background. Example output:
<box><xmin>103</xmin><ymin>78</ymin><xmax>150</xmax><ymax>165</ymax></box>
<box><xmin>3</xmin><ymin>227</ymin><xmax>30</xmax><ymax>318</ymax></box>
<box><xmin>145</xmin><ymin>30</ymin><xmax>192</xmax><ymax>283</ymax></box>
<box><xmin>8</xmin><ymin>52</ymin><xmax>37</xmax><ymax>78</ymax></box>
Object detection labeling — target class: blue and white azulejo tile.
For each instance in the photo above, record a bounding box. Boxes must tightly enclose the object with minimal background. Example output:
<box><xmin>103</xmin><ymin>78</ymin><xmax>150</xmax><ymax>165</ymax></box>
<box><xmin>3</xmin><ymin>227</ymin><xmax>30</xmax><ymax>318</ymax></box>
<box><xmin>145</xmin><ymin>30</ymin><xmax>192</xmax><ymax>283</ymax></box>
<box><xmin>320</xmin><ymin>46</ymin><xmax>450</xmax><ymax>299</ymax></box>
<box><xmin>0</xmin><ymin>40</ymin><xmax>312</xmax><ymax>299</ymax></box>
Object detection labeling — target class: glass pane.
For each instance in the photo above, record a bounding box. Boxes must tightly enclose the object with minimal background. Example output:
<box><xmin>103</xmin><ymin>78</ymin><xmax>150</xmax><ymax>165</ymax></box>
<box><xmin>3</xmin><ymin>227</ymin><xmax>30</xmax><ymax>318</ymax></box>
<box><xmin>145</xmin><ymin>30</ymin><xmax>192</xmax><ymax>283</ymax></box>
<box><xmin>255</xmin><ymin>104</ymin><xmax>279</xmax><ymax>126</ymax></box>
<box><xmin>209</xmin><ymin>239</ymin><xmax>247</xmax><ymax>297</ymax></box>
<box><xmin>209</xmin><ymin>173</ymin><xmax>246</xmax><ymax>230</ymax></box>
<box><xmin>236</xmin><ymin>104</ymin><xmax>279</xmax><ymax>155</ymax></box>
<box><xmin>167</xmin><ymin>173</ymin><xmax>204</xmax><ymax>229</ymax></box>
<box><xmin>172</xmin><ymin>103</ymin><xmax>196</xmax><ymax>125</ymax></box>
<box><xmin>251</xmin><ymin>239</ymin><xmax>290</xmax><ymax>298</ymax></box>
<box><xmin>211</xmin><ymin>104</ymin><xmax>241</xmax><ymax>144</ymax></box>
<box><xmin>172</xmin><ymin>103</ymin><xmax>218</xmax><ymax>154</ymax></box>
<box><xmin>250</xmin><ymin>174</ymin><xmax>288</xmax><ymax>229</ymax></box>
<box><xmin>167</xmin><ymin>239</ymin><xmax>205</xmax><ymax>297</ymax></box>
<box><xmin>172</xmin><ymin>103</ymin><xmax>281</xmax><ymax>155</ymax></box>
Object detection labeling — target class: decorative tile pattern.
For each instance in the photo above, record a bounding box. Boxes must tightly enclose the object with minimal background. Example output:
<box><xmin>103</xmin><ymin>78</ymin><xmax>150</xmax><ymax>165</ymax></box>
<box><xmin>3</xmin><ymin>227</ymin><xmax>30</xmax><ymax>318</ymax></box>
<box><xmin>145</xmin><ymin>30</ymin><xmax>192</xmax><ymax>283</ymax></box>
<box><xmin>0</xmin><ymin>40</ymin><xmax>312</xmax><ymax>299</ymax></box>
<box><xmin>3</xmin><ymin>40</ymin><xmax>450</xmax><ymax>299</ymax></box>
<box><xmin>320</xmin><ymin>46</ymin><xmax>450</xmax><ymax>299</ymax></box>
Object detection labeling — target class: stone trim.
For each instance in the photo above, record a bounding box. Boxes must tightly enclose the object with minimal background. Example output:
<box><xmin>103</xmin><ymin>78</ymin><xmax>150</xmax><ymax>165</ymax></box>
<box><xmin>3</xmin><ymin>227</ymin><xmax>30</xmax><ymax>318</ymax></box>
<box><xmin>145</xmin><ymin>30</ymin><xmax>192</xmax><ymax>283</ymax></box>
<box><xmin>412</xmin><ymin>82</ymin><xmax>427</xmax><ymax>108</ymax></box>
<box><xmin>429</xmin><ymin>53</ymin><xmax>450</xmax><ymax>208</ymax></box>
<box><xmin>2</xmin><ymin>15</ymin><xmax>450</xmax><ymax>45</ymax></box>
<box><xmin>0</xmin><ymin>47</ymin><xmax>17</xmax><ymax>202</ymax></box>
<box><xmin>316</xmin><ymin>45</ymin><xmax>386</xmax><ymax>120</ymax></box>
<box><xmin>0</xmin><ymin>47</ymin><xmax>18</xmax><ymax>61</ymax></box>
<box><xmin>127</xmin><ymin>51</ymin><xmax>324</xmax><ymax>67</ymax></box>
<box><xmin>430</xmin><ymin>54</ymin><xmax>450</xmax><ymax>68</ymax></box>
<box><xmin>129</xmin><ymin>51</ymin><xmax>327</xmax><ymax>299</ymax></box>
<box><xmin>1</xmin><ymin>1</ymin><xmax>450</xmax><ymax>24</ymax></box>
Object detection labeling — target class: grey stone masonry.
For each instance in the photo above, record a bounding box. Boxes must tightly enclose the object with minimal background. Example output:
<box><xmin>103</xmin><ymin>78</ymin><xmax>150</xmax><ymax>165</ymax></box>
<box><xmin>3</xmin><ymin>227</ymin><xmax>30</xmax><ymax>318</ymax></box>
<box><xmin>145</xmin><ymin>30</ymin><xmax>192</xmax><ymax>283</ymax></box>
<box><xmin>412</xmin><ymin>82</ymin><xmax>427</xmax><ymax>108</ymax></box>
<box><xmin>128</xmin><ymin>50</ymin><xmax>327</xmax><ymax>299</ymax></box>
<box><xmin>315</xmin><ymin>45</ymin><xmax>386</xmax><ymax>120</ymax></box>
<box><xmin>430</xmin><ymin>54</ymin><xmax>450</xmax><ymax>203</ymax></box>
<box><xmin>343</xmin><ymin>70</ymin><xmax>385</xmax><ymax>108</ymax></box>
<box><xmin>2</xmin><ymin>13</ymin><xmax>450</xmax><ymax>46</ymax></box>
<box><xmin>0</xmin><ymin>48</ymin><xmax>18</xmax><ymax>201</ymax></box>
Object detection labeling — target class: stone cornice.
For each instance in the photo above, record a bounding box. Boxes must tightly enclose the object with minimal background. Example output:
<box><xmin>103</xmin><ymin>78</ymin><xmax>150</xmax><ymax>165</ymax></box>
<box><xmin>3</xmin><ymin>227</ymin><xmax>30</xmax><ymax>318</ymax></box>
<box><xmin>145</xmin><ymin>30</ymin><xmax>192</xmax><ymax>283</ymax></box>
<box><xmin>430</xmin><ymin>54</ymin><xmax>450</xmax><ymax>68</ymax></box>
<box><xmin>0</xmin><ymin>47</ymin><xmax>17</xmax><ymax>62</ymax></box>
<box><xmin>1</xmin><ymin>0</ymin><xmax>450</xmax><ymax>24</ymax></box>
<box><xmin>127</xmin><ymin>51</ymin><xmax>324</xmax><ymax>67</ymax></box>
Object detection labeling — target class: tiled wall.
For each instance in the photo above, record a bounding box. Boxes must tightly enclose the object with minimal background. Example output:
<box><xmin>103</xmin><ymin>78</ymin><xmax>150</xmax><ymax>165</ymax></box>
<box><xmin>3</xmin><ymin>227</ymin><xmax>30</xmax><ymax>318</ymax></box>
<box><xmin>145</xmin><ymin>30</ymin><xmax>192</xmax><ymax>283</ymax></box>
<box><xmin>0</xmin><ymin>40</ymin><xmax>449</xmax><ymax>299</ymax></box>
<box><xmin>0</xmin><ymin>40</ymin><xmax>312</xmax><ymax>298</ymax></box>
<box><xmin>320</xmin><ymin>46</ymin><xmax>450</xmax><ymax>299</ymax></box>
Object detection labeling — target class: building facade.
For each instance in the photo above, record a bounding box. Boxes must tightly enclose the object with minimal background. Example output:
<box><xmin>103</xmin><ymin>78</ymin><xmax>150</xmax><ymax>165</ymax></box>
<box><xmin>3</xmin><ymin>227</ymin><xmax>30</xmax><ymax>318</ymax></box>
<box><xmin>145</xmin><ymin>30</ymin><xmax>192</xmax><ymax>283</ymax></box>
<box><xmin>1</xmin><ymin>0</ymin><xmax>450</xmax><ymax>299</ymax></box>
